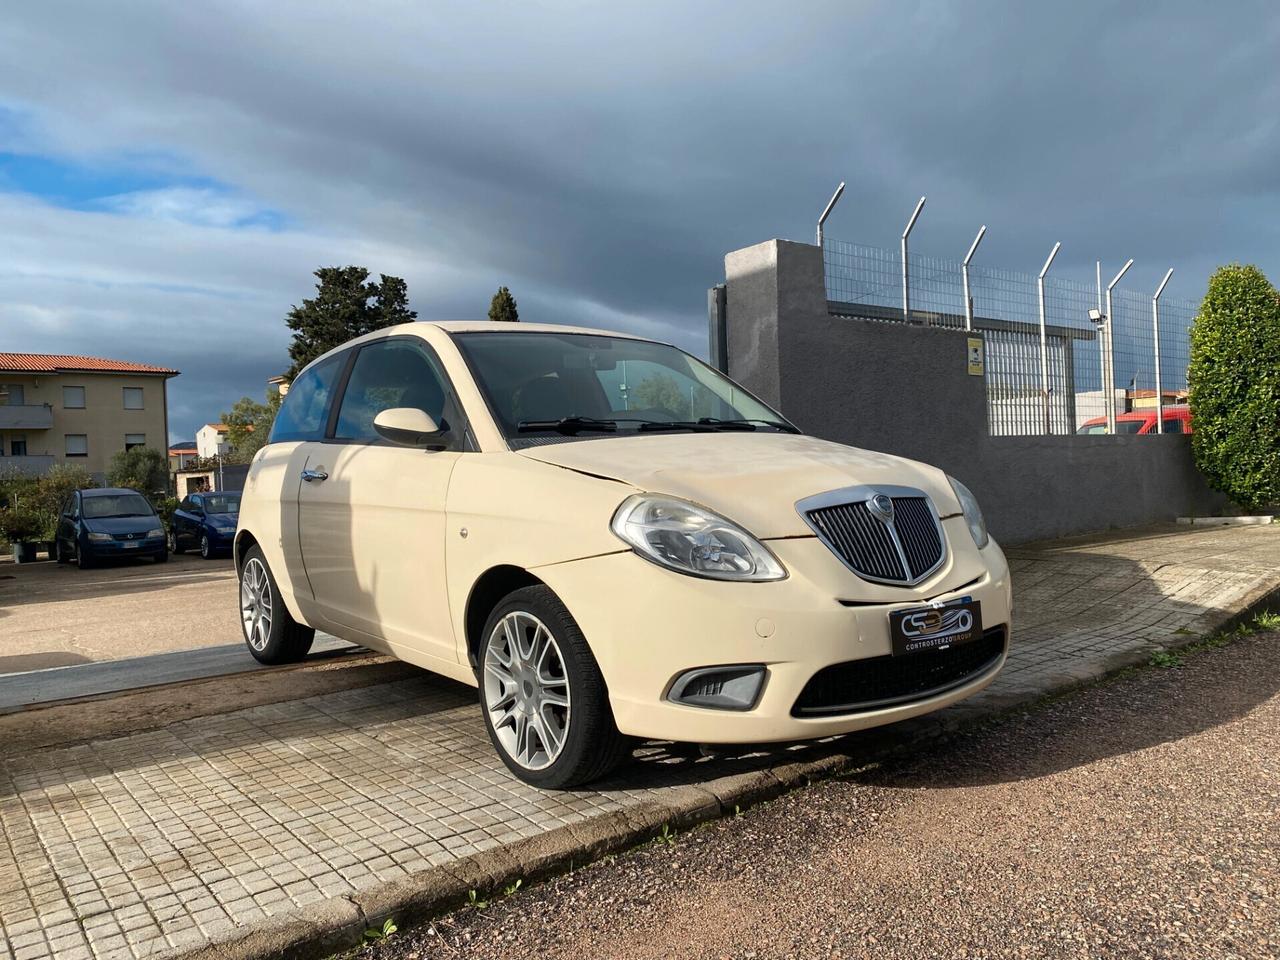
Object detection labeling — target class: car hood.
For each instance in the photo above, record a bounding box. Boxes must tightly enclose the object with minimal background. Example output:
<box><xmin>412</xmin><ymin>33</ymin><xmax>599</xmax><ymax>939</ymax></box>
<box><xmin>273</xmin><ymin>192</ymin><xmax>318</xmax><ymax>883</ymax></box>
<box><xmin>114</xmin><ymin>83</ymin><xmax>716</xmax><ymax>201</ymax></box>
<box><xmin>84</xmin><ymin>516</ymin><xmax>159</xmax><ymax>535</ymax></box>
<box><xmin>517</xmin><ymin>432</ymin><xmax>962</xmax><ymax>538</ymax></box>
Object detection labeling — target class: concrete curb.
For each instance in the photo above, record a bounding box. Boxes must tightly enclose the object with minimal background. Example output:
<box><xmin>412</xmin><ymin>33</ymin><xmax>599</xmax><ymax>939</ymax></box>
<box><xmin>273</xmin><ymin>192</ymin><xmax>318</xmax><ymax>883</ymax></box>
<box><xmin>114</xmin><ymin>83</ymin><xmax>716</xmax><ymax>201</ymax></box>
<box><xmin>176</xmin><ymin>584</ymin><xmax>1280</xmax><ymax>960</ymax></box>
<box><xmin>1177</xmin><ymin>515</ymin><xmax>1275</xmax><ymax>526</ymax></box>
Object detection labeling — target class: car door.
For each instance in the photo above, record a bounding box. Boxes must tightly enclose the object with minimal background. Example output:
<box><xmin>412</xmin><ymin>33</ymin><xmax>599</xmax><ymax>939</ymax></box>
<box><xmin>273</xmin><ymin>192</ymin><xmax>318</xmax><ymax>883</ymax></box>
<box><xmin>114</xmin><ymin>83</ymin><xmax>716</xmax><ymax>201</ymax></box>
<box><xmin>188</xmin><ymin>495</ymin><xmax>207</xmax><ymax>543</ymax></box>
<box><xmin>297</xmin><ymin>336</ymin><xmax>463</xmax><ymax>665</ymax></box>
<box><xmin>256</xmin><ymin>350</ymin><xmax>350</xmax><ymax>625</ymax></box>
<box><xmin>174</xmin><ymin>496</ymin><xmax>194</xmax><ymax>546</ymax></box>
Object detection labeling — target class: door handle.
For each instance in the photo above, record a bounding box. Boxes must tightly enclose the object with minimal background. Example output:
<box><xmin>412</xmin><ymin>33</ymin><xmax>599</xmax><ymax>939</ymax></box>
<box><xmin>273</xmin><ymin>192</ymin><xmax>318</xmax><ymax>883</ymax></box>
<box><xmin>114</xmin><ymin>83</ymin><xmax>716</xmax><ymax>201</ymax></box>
<box><xmin>301</xmin><ymin>467</ymin><xmax>329</xmax><ymax>483</ymax></box>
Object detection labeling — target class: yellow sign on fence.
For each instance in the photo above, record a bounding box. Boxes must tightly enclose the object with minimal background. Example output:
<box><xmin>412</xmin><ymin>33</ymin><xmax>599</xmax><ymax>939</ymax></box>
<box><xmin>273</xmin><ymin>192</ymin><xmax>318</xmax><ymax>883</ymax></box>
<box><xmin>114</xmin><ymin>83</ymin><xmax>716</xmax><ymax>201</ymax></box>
<box><xmin>967</xmin><ymin>337</ymin><xmax>984</xmax><ymax>376</ymax></box>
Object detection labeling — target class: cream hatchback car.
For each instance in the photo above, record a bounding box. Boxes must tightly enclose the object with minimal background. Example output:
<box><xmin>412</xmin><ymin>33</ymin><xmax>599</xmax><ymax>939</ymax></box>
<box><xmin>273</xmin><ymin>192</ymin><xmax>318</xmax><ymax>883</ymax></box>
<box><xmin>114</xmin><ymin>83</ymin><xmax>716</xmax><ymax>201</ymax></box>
<box><xmin>236</xmin><ymin>321</ymin><xmax>1012</xmax><ymax>787</ymax></box>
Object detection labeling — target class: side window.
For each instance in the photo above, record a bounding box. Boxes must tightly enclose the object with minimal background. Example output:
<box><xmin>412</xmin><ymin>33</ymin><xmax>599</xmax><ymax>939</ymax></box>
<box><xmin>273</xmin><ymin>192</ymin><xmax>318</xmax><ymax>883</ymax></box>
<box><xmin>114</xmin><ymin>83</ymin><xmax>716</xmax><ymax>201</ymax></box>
<box><xmin>179</xmin><ymin>496</ymin><xmax>192</xmax><ymax>511</ymax></box>
<box><xmin>1162</xmin><ymin>417</ymin><xmax>1184</xmax><ymax>434</ymax></box>
<box><xmin>269</xmin><ymin>353</ymin><xmax>345</xmax><ymax>443</ymax></box>
<box><xmin>333</xmin><ymin>340</ymin><xmax>453</xmax><ymax>443</ymax></box>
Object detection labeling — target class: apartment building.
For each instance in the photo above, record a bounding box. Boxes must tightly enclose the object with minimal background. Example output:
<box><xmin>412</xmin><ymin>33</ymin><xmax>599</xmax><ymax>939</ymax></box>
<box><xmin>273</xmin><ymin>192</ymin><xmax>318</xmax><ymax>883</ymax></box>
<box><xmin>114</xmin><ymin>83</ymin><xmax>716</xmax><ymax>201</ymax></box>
<box><xmin>0</xmin><ymin>354</ymin><xmax>179</xmax><ymax>478</ymax></box>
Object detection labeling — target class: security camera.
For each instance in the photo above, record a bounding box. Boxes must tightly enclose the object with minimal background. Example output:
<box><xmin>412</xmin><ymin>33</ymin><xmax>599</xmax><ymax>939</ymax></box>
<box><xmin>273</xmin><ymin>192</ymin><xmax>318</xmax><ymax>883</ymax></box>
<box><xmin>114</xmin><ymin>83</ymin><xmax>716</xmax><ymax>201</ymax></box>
<box><xmin>1088</xmin><ymin>308</ymin><xmax>1104</xmax><ymax>324</ymax></box>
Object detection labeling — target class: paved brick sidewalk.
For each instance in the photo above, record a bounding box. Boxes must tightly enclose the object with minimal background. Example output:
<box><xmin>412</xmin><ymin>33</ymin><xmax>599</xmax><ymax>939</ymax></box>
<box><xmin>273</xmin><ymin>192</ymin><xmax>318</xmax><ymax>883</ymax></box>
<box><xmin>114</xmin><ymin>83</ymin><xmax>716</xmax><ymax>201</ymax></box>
<box><xmin>2</xmin><ymin>524</ymin><xmax>1278</xmax><ymax>960</ymax></box>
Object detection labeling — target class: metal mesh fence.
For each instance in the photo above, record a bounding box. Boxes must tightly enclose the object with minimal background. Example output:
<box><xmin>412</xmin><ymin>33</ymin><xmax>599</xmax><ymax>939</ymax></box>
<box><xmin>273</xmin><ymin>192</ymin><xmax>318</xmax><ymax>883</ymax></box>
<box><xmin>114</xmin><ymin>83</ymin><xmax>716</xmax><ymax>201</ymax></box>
<box><xmin>823</xmin><ymin>238</ymin><xmax>1197</xmax><ymax>436</ymax></box>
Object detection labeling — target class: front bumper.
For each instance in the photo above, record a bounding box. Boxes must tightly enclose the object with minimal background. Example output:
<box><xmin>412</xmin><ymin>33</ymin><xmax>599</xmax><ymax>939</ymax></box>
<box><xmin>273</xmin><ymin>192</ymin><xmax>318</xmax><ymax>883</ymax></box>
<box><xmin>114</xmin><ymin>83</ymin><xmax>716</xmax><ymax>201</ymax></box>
<box><xmin>85</xmin><ymin>535</ymin><xmax>167</xmax><ymax>558</ymax></box>
<box><xmin>534</xmin><ymin>520</ymin><xmax>1012</xmax><ymax>744</ymax></box>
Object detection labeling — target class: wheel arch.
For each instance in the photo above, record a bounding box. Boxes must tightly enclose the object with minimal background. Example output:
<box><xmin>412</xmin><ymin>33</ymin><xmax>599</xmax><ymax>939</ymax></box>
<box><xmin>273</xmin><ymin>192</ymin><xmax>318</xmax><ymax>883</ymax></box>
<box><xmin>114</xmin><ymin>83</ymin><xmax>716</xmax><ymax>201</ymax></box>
<box><xmin>233</xmin><ymin>529</ymin><xmax>259</xmax><ymax>571</ymax></box>
<box><xmin>464</xmin><ymin>565</ymin><xmax>545</xmax><ymax>670</ymax></box>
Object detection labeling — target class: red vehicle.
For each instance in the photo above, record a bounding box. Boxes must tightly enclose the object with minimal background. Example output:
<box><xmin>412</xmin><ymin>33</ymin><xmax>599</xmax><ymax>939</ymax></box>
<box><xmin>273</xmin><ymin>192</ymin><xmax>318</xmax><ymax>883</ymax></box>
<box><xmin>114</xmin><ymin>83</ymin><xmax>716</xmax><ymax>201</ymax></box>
<box><xmin>1077</xmin><ymin>404</ymin><xmax>1192</xmax><ymax>435</ymax></box>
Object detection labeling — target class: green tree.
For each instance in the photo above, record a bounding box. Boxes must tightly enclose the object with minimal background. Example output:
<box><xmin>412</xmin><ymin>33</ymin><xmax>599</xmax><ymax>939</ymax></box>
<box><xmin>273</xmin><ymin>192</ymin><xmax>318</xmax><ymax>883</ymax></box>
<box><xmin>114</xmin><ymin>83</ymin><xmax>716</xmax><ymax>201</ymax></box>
<box><xmin>107</xmin><ymin>447</ymin><xmax>170</xmax><ymax>498</ymax></box>
<box><xmin>488</xmin><ymin>286</ymin><xmax>520</xmax><ymax>322</ymax></box>
<box><xmin>284</xmin><ymin>267</ymin><xmax>417</xmax><ymax>378</ymax></box>
<box><xmin>222</xmin><ymin>390</ymin><xmax>283</xmax><ymax>461</ymax></box>
<box><xmin>632</xmin><ymin>373</ymin><xmax>691</xmax><ymax>420</ymax></box>
<box><xmin>1188</xmin><ymin>263</ymin><xmax>1280</xmax><ymax>510</ymax></box>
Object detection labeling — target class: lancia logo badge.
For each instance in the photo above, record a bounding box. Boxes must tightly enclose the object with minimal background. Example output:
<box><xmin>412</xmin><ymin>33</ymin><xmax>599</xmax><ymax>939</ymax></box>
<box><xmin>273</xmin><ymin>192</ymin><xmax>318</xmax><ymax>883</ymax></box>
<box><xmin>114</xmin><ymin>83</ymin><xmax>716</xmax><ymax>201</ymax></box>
<box><xmin>868</xmin><ymin>494</ymin><xmax>895</xmax><ymax>524</ymax></box>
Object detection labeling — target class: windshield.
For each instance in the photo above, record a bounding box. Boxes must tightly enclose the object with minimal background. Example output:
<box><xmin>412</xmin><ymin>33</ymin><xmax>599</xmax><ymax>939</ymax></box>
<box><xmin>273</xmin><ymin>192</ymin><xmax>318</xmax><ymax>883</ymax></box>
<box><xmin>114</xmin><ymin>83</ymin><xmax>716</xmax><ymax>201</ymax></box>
<box><xmin>83</xmin><ymin>494</ymin><xmax>155</xmax><ymax>519</ymax></box>
<box><xmin>1076</xmin><ymin>419</ymin><xmax>1146</xmax><ymax>435</ymax></box>
<box><xmin>204</xmin><ymin>495</ymin><xmax>241</xmax><ymax>515</ymax></box>
<box><xmin>453</xmin><ymin>332</ymin><xmax>795</xmax><ymax>441</ymax></box>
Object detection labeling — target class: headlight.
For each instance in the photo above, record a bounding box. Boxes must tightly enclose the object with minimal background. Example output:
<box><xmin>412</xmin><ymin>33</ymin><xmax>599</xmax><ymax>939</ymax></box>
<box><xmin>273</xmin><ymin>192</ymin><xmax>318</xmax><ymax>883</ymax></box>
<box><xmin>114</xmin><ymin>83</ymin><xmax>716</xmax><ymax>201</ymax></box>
<box><xmin>610</xmin><ymin>495</ymin><xmax>786</xmax><ymax>581</ymax></box>
<box><xmin>147</xmin><ymin>528</ymin><xmax>165</xmax><ymax>538</ymax></box>
<box><xmin>87</xmin><ymin>531</ymin><xmax>112</xmax><ymax>542</ymax></box>
<box><xmin>948</xmin><ymin>475</ymin><xmax>989</xmax><ymax>549</ymax></box>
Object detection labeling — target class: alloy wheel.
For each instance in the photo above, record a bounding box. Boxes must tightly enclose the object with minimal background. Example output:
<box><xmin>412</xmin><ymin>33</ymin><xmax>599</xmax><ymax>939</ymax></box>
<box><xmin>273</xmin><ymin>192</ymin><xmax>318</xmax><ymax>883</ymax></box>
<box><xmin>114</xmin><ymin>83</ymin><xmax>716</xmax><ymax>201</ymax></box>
<box><xmin>201</xmin><ymin>535</ymin><xmax>210</xmax><ymax>558</ymax></box>
<box><xmin>167</xmin><ymin>531</ymin><xmax>177</xmax><ymax>553</ymax></box>
<box><xmin>240</xmin><ymin>558</ymin><xmax>273</xmax><ymax>651</ymax></box>
<box><xmin>483</xmin><ymin>611</ymin><xmax>571</xmax><ymax>771</ymax></box>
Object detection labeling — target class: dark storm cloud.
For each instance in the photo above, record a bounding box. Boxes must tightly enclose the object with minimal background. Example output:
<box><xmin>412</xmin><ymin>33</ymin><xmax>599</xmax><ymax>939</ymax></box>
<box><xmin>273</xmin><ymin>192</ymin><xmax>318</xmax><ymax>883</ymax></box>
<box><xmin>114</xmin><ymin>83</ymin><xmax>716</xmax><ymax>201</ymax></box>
<box><xmin>1</xmin><ymin>0</ymin><xmax>1277</xmax><ymax>438</ymax></box>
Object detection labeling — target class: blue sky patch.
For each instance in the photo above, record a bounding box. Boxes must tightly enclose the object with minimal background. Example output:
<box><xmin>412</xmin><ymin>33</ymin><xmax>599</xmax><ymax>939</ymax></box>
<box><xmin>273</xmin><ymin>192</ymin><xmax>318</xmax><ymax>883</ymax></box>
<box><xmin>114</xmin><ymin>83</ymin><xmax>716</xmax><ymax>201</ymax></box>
<box><xmin>0</xmin><ymin>150</ymin><xmax>285</xmax><ymax>229</ymax></box>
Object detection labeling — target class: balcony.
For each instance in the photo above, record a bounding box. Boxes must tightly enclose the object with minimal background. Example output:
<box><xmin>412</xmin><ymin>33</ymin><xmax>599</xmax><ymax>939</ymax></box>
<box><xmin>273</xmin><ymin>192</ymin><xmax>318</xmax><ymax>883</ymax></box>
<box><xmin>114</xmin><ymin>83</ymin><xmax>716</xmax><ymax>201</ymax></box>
<box><xmin>0</xmin><ymin>455</ymin><xmax>56</xmax><ymax>475</ymax></box>
<box><xmin>0</xmin><ymin>404</ymin><xmax>53</xmax><ymax>430</ymax></box>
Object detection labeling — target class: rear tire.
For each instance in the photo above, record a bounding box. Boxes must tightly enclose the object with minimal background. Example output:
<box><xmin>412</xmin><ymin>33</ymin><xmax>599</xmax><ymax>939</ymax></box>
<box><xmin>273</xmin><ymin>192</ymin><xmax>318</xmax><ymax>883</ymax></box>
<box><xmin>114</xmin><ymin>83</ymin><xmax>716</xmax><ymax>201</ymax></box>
<box><xmin>239</xmin><ymin>545</ymin><xmax>314</xmax><ymax>664</ymax></box>
<box><xmin>478</xmin><ymin>584</ymin><xmax>631</xmax><ymax>789</ymax></box>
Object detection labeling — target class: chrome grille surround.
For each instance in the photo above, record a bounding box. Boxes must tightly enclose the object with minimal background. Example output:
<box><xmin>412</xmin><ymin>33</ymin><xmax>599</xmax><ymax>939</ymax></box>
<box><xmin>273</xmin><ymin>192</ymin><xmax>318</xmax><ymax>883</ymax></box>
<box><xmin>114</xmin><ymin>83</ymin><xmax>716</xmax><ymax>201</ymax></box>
<box><xmin>797</xmin><ymin>484</ymin><xmax>948</xmax><ymax>586</ymax></box>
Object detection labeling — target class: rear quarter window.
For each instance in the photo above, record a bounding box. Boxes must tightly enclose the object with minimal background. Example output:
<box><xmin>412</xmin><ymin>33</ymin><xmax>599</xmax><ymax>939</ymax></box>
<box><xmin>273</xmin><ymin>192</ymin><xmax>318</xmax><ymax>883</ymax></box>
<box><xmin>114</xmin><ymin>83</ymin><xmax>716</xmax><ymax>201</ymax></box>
<box><xmin>269</xmin><ymin>353</ymin><xmax>346</xmax><ymax>443</ymax></box>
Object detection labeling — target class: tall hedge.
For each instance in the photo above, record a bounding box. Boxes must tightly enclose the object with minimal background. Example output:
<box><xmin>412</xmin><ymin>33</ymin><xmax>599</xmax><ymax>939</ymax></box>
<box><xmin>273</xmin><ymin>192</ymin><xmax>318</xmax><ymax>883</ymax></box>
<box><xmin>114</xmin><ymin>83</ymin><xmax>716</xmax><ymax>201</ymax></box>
<box><xmin>1187</xmin><ymin>264</ymin><xmax>1280</xmax><ymax>510</ymax></box>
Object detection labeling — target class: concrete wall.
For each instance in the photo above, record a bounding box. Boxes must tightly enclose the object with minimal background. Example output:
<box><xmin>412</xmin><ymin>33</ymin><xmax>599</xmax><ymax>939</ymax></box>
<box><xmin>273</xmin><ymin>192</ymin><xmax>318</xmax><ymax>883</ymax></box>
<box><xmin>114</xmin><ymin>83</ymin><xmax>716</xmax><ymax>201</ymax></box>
<box><xmin>723</xmin><ymin>238</ymin><xmax>1225</xmax><ymax>543</ymax></box>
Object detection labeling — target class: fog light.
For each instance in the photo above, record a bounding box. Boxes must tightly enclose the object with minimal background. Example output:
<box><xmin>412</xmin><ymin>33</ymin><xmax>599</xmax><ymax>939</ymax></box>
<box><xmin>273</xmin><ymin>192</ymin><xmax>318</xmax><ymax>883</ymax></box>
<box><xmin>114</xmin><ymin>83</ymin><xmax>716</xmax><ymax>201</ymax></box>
<box><xmin>667</xmin><ymin>666</ymin><xmax>766</xmax><ymax>711</ymax></box>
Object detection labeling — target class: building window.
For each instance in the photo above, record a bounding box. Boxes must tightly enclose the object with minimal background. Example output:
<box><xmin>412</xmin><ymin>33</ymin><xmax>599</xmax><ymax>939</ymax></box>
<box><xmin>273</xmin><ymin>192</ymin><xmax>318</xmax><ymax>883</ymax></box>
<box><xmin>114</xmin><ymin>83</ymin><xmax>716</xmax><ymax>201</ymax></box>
<box><xmin>10</xmin><ymin>437</ymin><xmax>27</xmax><ymax>456</ymax></box>
<box><xmin>2</xmin><ymin>385</ymin><xmax>24</xmax><ymax>405</ymax></box>
<box><xmin>123</xmin><ymin>387</ymin><xmax>144</xmax><ymax>410</ymax></box>
<box><xmin>125</xmin><ymin>433</ymin><xmax>146</xmax><ymax>451</ymax></box>
<box><xmin>65</xmin><ymin>434</ymin><xmax>88</xmax><ymax>457</ymax></box>
<box><xmin>63</xmin><ymin>386</ymin><xmax>86</xmax><ymax>409</ymax></box>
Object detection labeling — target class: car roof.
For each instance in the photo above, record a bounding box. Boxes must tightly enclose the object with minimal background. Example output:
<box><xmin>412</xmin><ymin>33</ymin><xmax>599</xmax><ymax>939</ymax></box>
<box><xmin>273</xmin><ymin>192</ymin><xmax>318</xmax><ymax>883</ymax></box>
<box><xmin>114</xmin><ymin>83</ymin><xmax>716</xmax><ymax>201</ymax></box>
<box><xmin>82</xmin><ymin>487</ymin><xmax>144</xmax><ymax>497</ymax></box>
<box><xmin>401</xmin><ymin>320</ymin><xmax>650</xmax><ymax>339</ymax></box>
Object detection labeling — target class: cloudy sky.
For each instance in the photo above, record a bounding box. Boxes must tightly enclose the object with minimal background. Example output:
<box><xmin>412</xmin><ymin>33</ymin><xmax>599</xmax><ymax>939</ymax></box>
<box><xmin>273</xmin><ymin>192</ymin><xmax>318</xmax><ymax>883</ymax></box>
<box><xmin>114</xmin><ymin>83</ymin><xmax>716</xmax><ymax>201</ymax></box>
<box><xmin>2</xmin><ymin>1</ymin><xmax>1277</xmax><ymax>441</ymax></box>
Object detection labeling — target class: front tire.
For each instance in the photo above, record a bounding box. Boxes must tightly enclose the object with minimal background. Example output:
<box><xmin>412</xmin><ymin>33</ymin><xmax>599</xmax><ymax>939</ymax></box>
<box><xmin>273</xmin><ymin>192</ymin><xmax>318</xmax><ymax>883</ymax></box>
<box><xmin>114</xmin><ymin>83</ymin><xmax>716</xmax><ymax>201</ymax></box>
<box><xmin>478</xmin><ymin>585</ymin><xmax>631</xmax><ymax>789</ymax></box>
<box><xmin>200</xmin><ymin>534</ymin><xmax>212</xmax><ymax>559</ymax></box>
<box><xmin>168</xmin><ymin>530</ymin><xmax>185</xmax><ymax>554</ymax></box>
<box><xmin>76</xmin><ymin>545</ymin><xmax>94</xmax><ymax>570</ymax></box>
<box><xmin>239</xmin><ymin>545</ymin><xmax>314</xmax><ymax>664</ymax></box>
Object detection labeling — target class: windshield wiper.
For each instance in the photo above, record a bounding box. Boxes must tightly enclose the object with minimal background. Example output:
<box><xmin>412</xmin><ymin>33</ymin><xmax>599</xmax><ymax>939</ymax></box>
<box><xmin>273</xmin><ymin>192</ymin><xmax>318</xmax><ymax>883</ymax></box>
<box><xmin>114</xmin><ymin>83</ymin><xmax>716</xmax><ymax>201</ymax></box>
<box><xmin>637</xmin><ymin>418</ymin><xmax>800</xmax><ymax>434</ymax></box>
<box><xmin>697</xmin><ymin>417</ymin><xmax>801</xmax><ymax>433</ymax></box>
<box><xmin>517</xmin><ymin>416</ymin><xmax>618</xmax><ymax>435</ymax></box>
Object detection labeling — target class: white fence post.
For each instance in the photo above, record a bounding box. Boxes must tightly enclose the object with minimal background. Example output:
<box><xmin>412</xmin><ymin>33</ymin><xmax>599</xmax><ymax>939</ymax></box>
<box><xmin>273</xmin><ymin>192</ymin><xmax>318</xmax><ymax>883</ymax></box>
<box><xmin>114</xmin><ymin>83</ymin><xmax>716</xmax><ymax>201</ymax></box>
<box><xmin>1037</xmin><ymin>241</ymin><xmax>1062</xmax><ymax>434</ymax></box>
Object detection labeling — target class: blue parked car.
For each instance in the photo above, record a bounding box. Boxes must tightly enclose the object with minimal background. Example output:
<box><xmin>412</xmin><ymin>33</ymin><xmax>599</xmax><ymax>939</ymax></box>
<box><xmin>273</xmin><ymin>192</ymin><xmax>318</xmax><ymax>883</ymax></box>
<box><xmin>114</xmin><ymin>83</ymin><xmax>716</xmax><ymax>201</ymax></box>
<box><xmin>169</xmin><ymin>491</ymin><xmax>240</xmax><ymax>559</ymax></box>
<box><xmin>54</xmin><ymin>488</ymin><xmax>168</xmax><ymax>568</ymax></box>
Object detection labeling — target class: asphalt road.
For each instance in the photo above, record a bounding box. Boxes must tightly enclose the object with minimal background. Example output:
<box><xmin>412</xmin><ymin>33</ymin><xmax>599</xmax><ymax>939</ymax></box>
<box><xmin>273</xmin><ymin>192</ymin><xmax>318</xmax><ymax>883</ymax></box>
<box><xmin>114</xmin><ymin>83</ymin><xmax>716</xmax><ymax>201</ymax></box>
<box><xmin>373</xmin><ymin>630</ymin><xmax>1280</xmax><ymax>960</ymax></box>
<box><xmin>0</xmin><ymin>553</ymin><xmax>238</xmax><ymax>673</ymax></box>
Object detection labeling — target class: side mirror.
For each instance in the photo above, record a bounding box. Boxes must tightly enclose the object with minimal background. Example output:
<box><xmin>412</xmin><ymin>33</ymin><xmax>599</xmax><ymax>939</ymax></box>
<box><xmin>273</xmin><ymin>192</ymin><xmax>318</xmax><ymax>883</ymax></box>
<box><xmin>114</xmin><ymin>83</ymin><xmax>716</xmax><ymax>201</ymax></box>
<box><xmin>373</xmin><ymin>407</ymin><xmax>446</xmax><ymax>448</ymax></box>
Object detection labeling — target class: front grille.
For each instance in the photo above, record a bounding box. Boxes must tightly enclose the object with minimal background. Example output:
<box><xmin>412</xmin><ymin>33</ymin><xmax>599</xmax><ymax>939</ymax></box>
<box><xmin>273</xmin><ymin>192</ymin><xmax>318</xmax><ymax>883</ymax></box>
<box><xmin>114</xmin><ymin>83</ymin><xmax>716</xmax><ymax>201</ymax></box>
<box><xmin>805</xmin><ymin>496</ymin><xmax>944</xmax><ymax>584</ymax></box>
<box><xmin>791</xmin><ymin>626</ymin><xmax>1006</xmax><ymax>717</ymax></box>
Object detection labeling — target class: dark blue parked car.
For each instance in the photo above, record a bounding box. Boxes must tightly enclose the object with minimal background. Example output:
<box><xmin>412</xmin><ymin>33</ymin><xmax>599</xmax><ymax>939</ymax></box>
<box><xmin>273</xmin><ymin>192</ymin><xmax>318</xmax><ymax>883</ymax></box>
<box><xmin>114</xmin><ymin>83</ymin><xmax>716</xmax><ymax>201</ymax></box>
<box><xmin>169</xmin><ymin>491</ymin><xmax>240</xmax><ymax>559</ymax></box>
<box><xmin>54</xmin><ymin>488</ymin><xmax>168</xmax><ymax>568</ymax></box>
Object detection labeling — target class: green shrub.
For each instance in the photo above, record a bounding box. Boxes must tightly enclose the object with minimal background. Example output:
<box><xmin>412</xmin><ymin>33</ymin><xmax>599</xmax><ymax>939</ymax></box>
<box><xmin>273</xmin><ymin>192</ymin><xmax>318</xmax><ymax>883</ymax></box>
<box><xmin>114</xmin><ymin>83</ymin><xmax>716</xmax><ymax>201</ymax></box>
<box><xmin>156</xmin><ymin>496</ymin><xmax>180</xmax><ymax>527</ymax></box>
<box><xmin>0</xmin><ymin>506</ymin><xmax>44</xmax><ymax>543</ymax></box>
<box><xmin>107</xmin><ymin>446</ymin><xmax>170</xmax><ymax>500</ymax></box>
<box><xmin>1188</xmin><ymin>264</ymin><xmax>1280</xmax><ymax>510</ymax></box>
